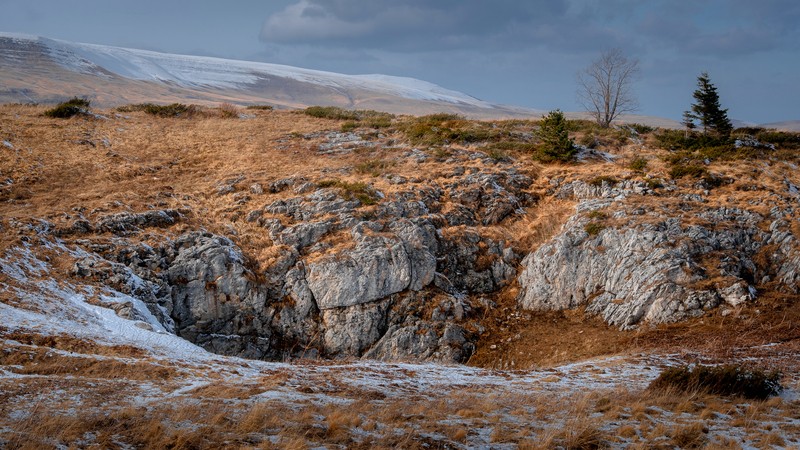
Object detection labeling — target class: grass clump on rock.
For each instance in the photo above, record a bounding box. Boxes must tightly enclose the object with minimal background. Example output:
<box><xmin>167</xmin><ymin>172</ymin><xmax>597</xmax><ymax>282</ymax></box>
<box><xmin>317</xmin><ymin>179</ymin><xmax>380</xmax><ymax>205</ymax></box>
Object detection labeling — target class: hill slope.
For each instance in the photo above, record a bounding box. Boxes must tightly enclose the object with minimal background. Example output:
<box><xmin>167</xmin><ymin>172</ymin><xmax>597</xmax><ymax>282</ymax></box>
<box><xmin>0</xmin><ymin>32</ymin><xmax>539</xmax><ymax>118</ymax></box>
<box><xmin>1</xmin><ymin>105</ymin><xmax>799</xmax><ymax>447</ymax></box>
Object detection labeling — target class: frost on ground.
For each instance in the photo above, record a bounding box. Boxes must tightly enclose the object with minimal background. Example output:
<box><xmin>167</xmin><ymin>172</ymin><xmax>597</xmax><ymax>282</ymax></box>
<box><xmin>1</xmin><ymin>240</ymin><xmax>799</xmax><ymax>449</ymax></box>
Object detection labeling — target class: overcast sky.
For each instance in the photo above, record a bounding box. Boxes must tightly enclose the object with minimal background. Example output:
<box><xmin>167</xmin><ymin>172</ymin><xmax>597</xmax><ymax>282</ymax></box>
<box><xmin>1</xmin><ymin>0</ymin><xmax>798</xmax><ymax>123</ymax></box>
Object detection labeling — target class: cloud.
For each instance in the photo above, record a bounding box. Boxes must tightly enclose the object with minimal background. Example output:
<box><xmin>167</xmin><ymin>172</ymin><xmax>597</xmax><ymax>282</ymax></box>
<box><xmin>260</xmin><ymin>0</ymin><xmax>573</xmax><ymax>52</ymax></box>
<box><xmin>260</xmin><ymin>0</ymin><xmax>800</xmax><ymax>57</ymax></box>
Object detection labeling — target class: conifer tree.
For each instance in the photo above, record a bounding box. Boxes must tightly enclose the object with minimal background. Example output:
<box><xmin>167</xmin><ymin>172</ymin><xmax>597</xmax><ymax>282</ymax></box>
<box><xmin>684</xmin><ymin>72</ymin><xmax>732</xmax><ymax>137</ymax></box>
<box><xmin>536</xmin><ymin>109</ymin><xmax>575</xmax><ymax>162</ymax></box>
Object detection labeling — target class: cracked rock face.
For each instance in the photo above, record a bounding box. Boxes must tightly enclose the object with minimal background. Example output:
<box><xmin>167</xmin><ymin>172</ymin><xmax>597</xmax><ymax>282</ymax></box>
<box><xmin>64</xmin><ymin>165</ymin><xmax>531</xmax><ymax>363</ymax></box>
<box><xmin>306</xmin><ymin>233</ymin><xmax>412</xmax><ymax>309</ymax></box>
<box><xmin>517</xmin><ymin>199</ymin><xmax>798</xmax><ymax>329</ymax></box>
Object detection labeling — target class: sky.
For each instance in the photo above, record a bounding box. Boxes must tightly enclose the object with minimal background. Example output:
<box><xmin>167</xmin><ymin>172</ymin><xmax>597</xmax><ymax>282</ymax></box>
<box><xmin>1</xmin><ymin>0</ymin><xmax>798</xmax><ymax>124</ymax></box>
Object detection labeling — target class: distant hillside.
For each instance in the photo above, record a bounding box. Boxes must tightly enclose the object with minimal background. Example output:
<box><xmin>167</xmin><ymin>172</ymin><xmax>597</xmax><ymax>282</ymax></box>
<box><xmin>0</xmin><ymin>32</ymin><xmax>540</xmax><ymax>119</ymax></box>
<box><xmin>761</xmin><ymin>120</ymin><xmax>800</xmax><ymax>132</ymax></box>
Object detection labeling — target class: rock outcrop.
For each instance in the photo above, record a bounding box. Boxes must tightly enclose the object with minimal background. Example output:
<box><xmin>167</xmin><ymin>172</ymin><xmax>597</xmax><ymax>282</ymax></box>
<box><xmin>64</xmin><ymin>163</ymin><xmax>531</xmax><ymax>363</ymax></box>
<box><xmin>517</xmin><ymin>181</ymin><xmax>800</xmax><ymax>329</ymax></box>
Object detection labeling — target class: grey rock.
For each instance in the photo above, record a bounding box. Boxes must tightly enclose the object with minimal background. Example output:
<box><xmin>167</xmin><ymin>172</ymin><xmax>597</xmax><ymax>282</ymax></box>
<box><xmin>321</xmin><ymin>299</ymin><xmax>391</xmax><ymax>356</ymax></box>
<box><xmin>96</xmin><ymin>209</ymin><xmax>180</xmax><ymax>235</ymax></box>
<box><xmin>364</xmin><ymin>322</ymin><xmax>473</xmax><ymax>363</ymax></box>
<box><xmin>391</xmin><ymin>219</ymin><xmax>437</xmax><ymax>291</ymax></box>
<box><xmin>276</xmin><ymin>221</ymin><xmax>332</xmax><ymax>250</ymax></box>
<box><xmin>306</xmin><ymin>233</ymin><xmax>411</xmax><ymax>309</ymax></box>
<box><xmin>517</xmin><ymin>206</ymin><xmax>780</xmax><ymax>329</ymax></box>
<box><xmin>165</xmin><ymin>232</ymin><xmax>273</xmax><ymax>358</ymax></box>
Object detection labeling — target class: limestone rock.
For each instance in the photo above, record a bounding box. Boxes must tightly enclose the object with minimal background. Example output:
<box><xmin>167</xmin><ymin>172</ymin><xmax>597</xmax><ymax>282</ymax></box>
<box><xmin>96</xmin><ymin>209</ymin><xmax>180</xmax><ymax>235</ymax></box>
<box><xmin>306</xmin><ymin>233</ymin><xmax>411</xmax><ymax>309</ymax></box>
<box><xmin>517</xmin><ymin>206</ymin><xmax>770</xmax><ymax>329</ymax></box>
<box><xmin>165</xmin><ymin>232</ymin><xmax>274</xmax><ymax>358</ymax></box>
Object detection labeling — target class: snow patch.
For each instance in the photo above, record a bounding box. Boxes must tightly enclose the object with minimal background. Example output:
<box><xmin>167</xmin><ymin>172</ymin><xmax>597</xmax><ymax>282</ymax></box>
<box><xmin>0</xmin><ymin>32</ymin><xmax>490</xmax><ymax>107</ymax></box>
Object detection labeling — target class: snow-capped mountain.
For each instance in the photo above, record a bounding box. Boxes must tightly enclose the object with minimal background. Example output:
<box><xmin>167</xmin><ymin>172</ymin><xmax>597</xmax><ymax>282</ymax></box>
<box><xmin>0</xmin><ymin>32</ymin><xmax>534</xmax><ymax>117</ymax></box>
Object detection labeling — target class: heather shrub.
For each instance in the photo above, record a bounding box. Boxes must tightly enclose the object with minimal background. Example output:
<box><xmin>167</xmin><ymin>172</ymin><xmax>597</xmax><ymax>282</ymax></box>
<box><xmin>648</xmin><ymin>364</ymin><xmax>782</xmax><ymax>399</ymax></box>
<box><xmin>44</xmin><ymin>97</ymin><xmax>90</xmax><ymax>118</ymax></box>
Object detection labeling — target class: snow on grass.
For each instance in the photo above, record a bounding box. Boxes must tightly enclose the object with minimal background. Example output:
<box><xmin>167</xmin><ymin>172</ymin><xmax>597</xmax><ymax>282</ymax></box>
<box><xmin>0</xmin><ymin>32</ymin><xmax>491</xmax><ymax>107</ymax></box>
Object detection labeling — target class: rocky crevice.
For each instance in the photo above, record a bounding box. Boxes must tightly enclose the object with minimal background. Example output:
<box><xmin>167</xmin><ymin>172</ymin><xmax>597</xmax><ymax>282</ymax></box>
<box><xmin>63</xmin><ymin>167</ymin><xmax>530</xmax><ymax>362</ymax></box>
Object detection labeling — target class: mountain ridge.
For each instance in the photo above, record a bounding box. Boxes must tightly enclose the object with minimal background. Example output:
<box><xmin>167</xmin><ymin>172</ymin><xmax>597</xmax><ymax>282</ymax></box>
<box><xmin>0</xmin><ymin>31</ymin><xmax>541</xmax><ymax>119</ymax></box>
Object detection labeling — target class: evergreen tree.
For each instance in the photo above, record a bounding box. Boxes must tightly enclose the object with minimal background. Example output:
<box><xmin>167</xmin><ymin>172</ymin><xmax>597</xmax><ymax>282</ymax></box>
<box><xmin>536</xmin><ymin>110</ymin><xmax>575</xmax><ymax>162</ymax></box>
<box><xmin>685</xmin><ymin>72</ymin><xmax>732</xmax><ymax>137</ymax></box>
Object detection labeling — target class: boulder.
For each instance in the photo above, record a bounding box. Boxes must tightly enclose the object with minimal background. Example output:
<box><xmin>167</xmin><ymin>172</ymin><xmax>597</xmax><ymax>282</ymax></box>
<box><xmin>306</xmin><ymin>233</ymin><xmax>411</xmax><ymax>309</ymax></box>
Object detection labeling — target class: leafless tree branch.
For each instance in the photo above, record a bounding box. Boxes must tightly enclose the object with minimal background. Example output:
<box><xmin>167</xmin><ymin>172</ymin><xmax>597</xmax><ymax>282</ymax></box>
<box><xmin>577</xmin><ymin>48</ymin><xmax>640</xmax><ymax>128</ymax></box>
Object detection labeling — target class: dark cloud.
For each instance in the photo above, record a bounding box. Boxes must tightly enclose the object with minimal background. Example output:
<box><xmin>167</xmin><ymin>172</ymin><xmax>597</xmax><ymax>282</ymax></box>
<box><xmin>260</xmin><ymin>0</ymin><xmax>573</xmax><ymax>52</ymax></box>
<box><xmin>1</xmin><ymin>0</ymin><xmax>797</xmax><ymax>122</ymax></box>
<box><xmin>261</xmin><ymin>0</ymin><xmax>800</xmax><ymax>57</ymax></box>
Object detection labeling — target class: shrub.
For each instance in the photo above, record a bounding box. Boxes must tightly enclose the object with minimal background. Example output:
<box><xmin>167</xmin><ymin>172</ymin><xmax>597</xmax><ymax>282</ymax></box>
<box><xmin>654</xmin><ymin>129</ymin><xmax>728</xmax><ymax>152</ymax></box>
<box><xmin>628</xmin><ymin>123</ymin><xmax>654</xmax><ymax>135</ymax></box>
<box><xmin>118</xmin><ymin>103</ymin><xmax>198</xmax><ymax>117</ymax></box>
<box><xmin>733</xmin><ymin>126</ymin><xmax>766</xmax><ymax>136</ymax></box>
<box><xmin>218</xmin><ymin>103</ymin><xmax>239</xmax><ymax>118</ymax></box>
<box><xmin>363</xmin><ymin>115</ymin><xmax>393</xmax><ymax>129</ymax></box>
<box><xmin>401</xmin><ymin>114</ymin><xmax>500</xmax><ymax>146</ymax></box>
<box><xmin>646</xmin><ymin>178</ymin><xmax>663</xmax><ymax>190</ymax></box>
<box><xmin>304</xmin><ymin>106</ymin><xmax>361</xmax><ymax>120</ymax></box>
<box><xmin>340</xmin><ymin>121</ymin><xmax>359</xmax><ymax>132</ymax></box>
<box><xmin>305</xmin><ymin>107</ymin><xmax>395</xmax><ymax>129</ymax></box>
<box><xmin>245</xmin><ymin>105</ymin><xmax>273</xmax><ymax>110</ymax></box>
<box><xmin>486</xmin><ymin>148</ymin><xmax>509</xmax><ymax>162</ymax></box>
<box><xmin>756</xmin><ymin>130</ymin><xmax>800</xmax><ymax>148</ymax></box>
<box><xmin>586</xmin><ymin>210</ymin><xmax>608</xmax><ymax>220</ymax></box>
<box><xmin>354</xmin><ymin>159</ymin><xmax>393</xmax><ymax>177</ymax></box>
<box><xmin>648</xmin><ymin>364</ymin><xmax>782</xmax><ymax>399</ymax></box>
<box><xmin>628</xmin><ymin>157</ymin><xmax>648</xmax><ymax>172</ymax></box>
<box><xmin>588</xmin><ymin>175</ymin><xmax>618</xmax><ymax>187</ymax></box>
<box><xmin>584</xmin><ymin>222</ymin><xmax>606</xmax><ymax>236</ymax></box>
<box><xmin>535</xmin><ymin>110</ymin><xmax>576</xmax><ymax>162</ymax></box>
<box><xmin>577</xmin><ymin>133</ymin><xmax>597</xmax><ymax>149</ymax></box>
<box><xmin>489</xmin><ymin>141</ymin><xmax>538</xmax><ymax>153</ymax></box>
<box><xmin>44</xmin><ymin>97</ymin><xmax>90</xmax><ymax>118</ymax></box>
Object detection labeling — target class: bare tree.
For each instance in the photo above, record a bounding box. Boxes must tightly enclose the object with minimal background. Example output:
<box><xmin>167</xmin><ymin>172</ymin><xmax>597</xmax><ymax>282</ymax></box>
<box><xmin>577</xmin><ymin>48</ymin><xmax>640</xmax><ymax>128</ymax></box>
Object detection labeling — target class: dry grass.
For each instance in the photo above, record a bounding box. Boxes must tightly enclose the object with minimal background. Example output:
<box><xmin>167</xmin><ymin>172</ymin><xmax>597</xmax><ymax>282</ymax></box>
<box><xmin>2</xmin><ymin>105</ymin><xmax>800</xmax><ymax>448</ymax></box>
<box><xmin>1</xmin><ymin>354</ymin><xmax>798</xmax><ymax>449</ymax></box>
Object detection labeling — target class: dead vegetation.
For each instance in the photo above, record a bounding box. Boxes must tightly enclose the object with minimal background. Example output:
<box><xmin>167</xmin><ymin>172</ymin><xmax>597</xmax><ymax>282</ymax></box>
<box><xmin>1</xmin><ymin>104</ymin><xmax>800</xmax><ymax>447</ymax></box>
